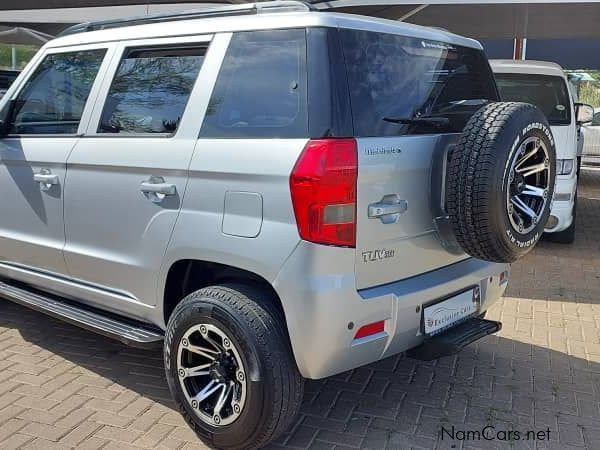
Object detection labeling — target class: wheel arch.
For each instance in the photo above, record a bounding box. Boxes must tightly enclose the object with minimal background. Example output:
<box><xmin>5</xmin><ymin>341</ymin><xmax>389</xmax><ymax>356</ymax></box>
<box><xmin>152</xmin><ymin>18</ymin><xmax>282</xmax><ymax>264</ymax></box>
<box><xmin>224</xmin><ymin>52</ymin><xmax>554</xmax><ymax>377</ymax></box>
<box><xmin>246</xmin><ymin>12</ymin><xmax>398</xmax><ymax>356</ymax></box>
<box><xmin>162</xmin><ymin>259</ymin><xmax>289</xmax><ymax>339</ymax></box>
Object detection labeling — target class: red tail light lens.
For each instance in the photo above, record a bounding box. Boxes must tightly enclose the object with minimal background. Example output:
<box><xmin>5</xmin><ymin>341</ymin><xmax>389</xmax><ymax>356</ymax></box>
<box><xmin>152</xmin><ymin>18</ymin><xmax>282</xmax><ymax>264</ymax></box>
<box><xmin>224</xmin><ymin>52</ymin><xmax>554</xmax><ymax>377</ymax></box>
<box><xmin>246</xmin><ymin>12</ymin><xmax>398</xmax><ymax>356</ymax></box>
<box><xmin>290</xmin><ymin>138</ymin><xmax>357</xmax><ymax>247</ymax></box>
<box><xmin>354</xmin><ymin>320</ymin><xmax>385</xmax><ymax>339</ymax></box>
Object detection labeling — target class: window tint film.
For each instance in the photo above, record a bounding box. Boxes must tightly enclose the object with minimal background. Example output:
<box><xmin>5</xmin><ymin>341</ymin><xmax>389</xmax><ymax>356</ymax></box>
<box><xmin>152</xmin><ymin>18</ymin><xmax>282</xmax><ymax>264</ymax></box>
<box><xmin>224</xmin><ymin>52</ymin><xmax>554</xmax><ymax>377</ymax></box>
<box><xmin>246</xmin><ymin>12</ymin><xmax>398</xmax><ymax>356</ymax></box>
<box><xmin>9</xmin><ymin>49</ymin><xmax>106</xmax><ymax>135</ymax></box>
<box><xmin>340</xmin><ymin>30</ymin><xmax>499</xmax><ymax>137</ymax></box>
<box><xmin>495</xmin><ymin>74</ymin><xmax>571</xmax><ymax>126</ymax></box>
<box><xmin>200</xmin><ymin>29</ymin><xmax>308</xmax><ymax>138</ymax></box>
<box><xmin>99</xmin><ymin>46</ymin><xmax>205</xmax><ymax>134</ymax></box>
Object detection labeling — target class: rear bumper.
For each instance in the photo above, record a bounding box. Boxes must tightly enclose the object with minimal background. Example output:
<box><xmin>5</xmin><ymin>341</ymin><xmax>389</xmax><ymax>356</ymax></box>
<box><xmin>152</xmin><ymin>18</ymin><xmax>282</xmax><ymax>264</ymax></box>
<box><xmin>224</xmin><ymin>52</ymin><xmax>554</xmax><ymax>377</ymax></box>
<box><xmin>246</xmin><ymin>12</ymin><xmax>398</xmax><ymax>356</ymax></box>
<box><xmin>273</xmin><ymin>242</ymin><xmax>509</xmax><ymax>379</ymax></box>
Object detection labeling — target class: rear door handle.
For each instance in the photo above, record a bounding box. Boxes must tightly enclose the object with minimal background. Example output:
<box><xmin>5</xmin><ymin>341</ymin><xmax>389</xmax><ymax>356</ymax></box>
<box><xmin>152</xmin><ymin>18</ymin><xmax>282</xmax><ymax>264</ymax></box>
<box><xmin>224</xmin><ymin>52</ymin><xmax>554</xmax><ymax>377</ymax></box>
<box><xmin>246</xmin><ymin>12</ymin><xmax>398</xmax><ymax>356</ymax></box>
<box><xmin>140</xmin><ymin>176</ymin><xmax>177</xmax><ymax>203</ymax></box>
<box><xmin>368</xmin><ymin>194</ymin><xmax>408</xmax><ymax>224</ymax></box>
<box><xmin>33</xmin><ymin>170</ymin><xmax>59</xmax><ymax>191</ymax></box>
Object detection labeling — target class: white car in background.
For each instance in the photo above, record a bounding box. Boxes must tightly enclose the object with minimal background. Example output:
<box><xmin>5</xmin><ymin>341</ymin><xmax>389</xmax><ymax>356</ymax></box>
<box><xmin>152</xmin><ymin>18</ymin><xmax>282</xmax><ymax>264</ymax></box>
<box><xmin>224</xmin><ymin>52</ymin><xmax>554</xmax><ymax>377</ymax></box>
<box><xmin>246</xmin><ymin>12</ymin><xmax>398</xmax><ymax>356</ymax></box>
<box><xmin>491</xmin><ymin>60</ymin><xmax>593</xmax><ymax>243</ymax></box>
<box><xmin>582</xmin><ymin>107</ymin><xmax>600</xmax><ymax>165</ymax></box>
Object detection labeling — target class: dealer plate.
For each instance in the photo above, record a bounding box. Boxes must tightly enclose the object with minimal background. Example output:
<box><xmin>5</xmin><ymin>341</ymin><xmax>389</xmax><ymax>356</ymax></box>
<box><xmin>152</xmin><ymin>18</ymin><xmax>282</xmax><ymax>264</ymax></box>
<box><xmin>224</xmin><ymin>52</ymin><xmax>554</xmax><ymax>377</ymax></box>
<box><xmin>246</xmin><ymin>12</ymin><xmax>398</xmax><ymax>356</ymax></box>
<box><xmin>424</xmin><ymin>288</ymin><xmax>479</xmax><ymax>335</ymax></box>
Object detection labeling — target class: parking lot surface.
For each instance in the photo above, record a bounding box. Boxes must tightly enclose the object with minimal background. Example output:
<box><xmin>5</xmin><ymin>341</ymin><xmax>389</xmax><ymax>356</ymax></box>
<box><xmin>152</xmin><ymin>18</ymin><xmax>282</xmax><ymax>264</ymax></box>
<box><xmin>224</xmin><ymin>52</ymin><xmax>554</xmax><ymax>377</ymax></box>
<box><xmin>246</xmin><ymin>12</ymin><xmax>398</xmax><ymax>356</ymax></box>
<box><xmin>0</xmin><ymin>169</ymin><xmax>599</xmax><ymax>450</ymax></box>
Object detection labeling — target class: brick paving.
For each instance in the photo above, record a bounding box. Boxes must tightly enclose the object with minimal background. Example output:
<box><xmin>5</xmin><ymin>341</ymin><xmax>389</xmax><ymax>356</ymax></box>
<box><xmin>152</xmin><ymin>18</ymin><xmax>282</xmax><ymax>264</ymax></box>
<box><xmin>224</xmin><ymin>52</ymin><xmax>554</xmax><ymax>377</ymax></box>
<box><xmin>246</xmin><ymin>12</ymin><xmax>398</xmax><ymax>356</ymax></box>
<box><xmin>0</xmin><ymin>169</ymin><xmax>599</xmax><ymax>450</ymax></box>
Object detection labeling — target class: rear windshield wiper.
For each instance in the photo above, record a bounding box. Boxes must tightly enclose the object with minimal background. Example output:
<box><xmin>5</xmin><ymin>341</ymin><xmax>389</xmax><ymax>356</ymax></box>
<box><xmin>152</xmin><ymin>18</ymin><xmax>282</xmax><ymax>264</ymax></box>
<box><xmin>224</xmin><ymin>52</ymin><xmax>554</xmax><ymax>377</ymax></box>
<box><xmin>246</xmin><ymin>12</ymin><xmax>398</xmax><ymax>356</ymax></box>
<box><xmin>382</xmin><ymin>116</ymin><xmax>450</xmax><ymax>127</ymax></box>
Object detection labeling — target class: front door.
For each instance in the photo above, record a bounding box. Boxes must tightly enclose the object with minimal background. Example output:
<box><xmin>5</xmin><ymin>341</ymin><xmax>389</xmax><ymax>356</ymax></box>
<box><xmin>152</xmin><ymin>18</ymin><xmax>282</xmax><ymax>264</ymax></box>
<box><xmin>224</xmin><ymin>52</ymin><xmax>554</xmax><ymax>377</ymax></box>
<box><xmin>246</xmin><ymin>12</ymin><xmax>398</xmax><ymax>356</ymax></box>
<box><xmin>0</xmin><ymin>47</ymin><xmax>108</xmax><ymax>276</ymax></box>
<box><xmin>63</xmin><ymin>35</ymin><xmax>222</xmax><ymax>311</ymax></box>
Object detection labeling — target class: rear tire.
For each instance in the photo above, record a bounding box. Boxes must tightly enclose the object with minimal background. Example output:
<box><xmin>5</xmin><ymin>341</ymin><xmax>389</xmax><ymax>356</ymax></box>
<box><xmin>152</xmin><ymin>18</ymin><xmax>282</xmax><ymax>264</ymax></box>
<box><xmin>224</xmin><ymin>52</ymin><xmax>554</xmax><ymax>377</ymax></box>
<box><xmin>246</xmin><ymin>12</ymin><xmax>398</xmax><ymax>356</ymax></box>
<box><xmin>447</xmin><ymin>102</ymin><xmax>556</xmax><ymax>263</ymax></box>
<box><xmin>164</xmin><ymin>284</ymin><xmax>303</xmax><ymax>450</ymax></box>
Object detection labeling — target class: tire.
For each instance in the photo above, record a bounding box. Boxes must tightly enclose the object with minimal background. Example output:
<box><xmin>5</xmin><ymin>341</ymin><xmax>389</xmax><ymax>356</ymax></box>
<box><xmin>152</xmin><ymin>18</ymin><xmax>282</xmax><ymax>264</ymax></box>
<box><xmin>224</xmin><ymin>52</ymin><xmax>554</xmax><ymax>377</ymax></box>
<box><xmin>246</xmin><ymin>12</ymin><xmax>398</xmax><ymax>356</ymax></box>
<box><xmin>447</xmin><ymin>102</ymin><xmax>556</xmax><ymax>263</ymax></box>
<box><xmin>546</xmin><ymin>189</ymin><xmax>577</xmax><ymax>244</ymax></box>
<box><xmin>164</xmin><ymin>284</ymin><xmax>304</xmax><ymax>450</ymax></box>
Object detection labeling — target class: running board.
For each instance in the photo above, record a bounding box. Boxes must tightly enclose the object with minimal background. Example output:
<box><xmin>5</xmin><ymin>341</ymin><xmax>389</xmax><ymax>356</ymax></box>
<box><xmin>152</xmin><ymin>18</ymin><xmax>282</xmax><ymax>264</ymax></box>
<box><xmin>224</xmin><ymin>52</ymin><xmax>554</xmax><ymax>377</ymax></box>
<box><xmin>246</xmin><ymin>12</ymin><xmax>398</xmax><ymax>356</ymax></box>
<box><xmin>0</xmin><ymin>281</ymin><xmax>163</xmax><ymax>349</ymax></box>
<box><xmin>406</xmin><ymin>317</ymin><xmax>501</xmax><ymax>361</ymax></box>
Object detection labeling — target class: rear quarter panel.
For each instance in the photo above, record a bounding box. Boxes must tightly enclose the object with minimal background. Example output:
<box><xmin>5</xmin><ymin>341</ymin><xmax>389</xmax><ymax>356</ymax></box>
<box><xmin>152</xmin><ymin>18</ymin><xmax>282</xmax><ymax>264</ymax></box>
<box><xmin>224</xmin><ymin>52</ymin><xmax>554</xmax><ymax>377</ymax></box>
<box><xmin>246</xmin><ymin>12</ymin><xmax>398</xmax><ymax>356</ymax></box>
<box><xmin>158</xmin><ymin>138</ymin><xmax>307</xmax><ymax>324</ymax></box>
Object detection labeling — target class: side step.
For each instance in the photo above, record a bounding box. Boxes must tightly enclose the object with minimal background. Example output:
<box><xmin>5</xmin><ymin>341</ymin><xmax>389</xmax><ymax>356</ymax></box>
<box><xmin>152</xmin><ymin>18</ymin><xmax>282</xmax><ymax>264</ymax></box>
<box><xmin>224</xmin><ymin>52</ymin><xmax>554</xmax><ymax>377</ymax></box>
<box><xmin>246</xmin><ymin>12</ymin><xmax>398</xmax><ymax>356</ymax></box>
<box><xmin>0</xmin><ymin>281</ymin><xmax>164</xmax><ymax>349</ymax></box>
<box><xmin>406</xmin><ymin>317</ymin><xmax>501</xmax><ymax>361</ymax></box>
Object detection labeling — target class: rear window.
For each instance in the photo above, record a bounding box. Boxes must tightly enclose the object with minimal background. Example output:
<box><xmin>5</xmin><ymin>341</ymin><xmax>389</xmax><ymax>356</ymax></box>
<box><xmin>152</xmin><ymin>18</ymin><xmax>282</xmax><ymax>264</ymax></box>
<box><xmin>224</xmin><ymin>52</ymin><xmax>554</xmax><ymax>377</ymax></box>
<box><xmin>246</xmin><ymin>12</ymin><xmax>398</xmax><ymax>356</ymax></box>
<box><xmin>340</xmin><ymin>29</ymin><xmax>499</xmax><ymax>137</ymax></box>
<box><xmin>200</xmin><ymin>29</ymin><xmax>308</xmax><ymax>138</ymax></box>
<box><xmin>494</xmin><ymin>73</ymin><xmax>571</xmax><ymax>126</ymax></box>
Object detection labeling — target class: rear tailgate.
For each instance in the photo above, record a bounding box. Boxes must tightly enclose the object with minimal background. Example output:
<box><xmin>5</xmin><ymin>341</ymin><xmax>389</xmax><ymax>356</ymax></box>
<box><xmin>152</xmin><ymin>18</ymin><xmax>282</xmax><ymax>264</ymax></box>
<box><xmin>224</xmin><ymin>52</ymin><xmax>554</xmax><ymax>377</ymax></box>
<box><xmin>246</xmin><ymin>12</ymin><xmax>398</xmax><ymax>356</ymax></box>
<box><xmin>355</xmin><ymin>135</ymin><xmax>467</xmax><ymax>289</ymax></box>
<box><xmin>338</xmin><ymin>28</ymin><xmax>500</xmax><ymax>290</ymax></box>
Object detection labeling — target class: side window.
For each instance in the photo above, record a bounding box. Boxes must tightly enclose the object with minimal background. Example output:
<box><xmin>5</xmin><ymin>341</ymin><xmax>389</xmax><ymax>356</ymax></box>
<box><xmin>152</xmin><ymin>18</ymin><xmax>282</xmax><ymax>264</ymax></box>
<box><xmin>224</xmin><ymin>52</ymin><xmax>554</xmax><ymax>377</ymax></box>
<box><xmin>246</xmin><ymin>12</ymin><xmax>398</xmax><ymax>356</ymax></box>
<box><xmin>200</xmin><ymin>29</ymin><xmax>308</xmax><ymax>139</ymax></box>
<box><xmin>8</xmin><ymin>49</ymin><xmax>106</xmax><ymax>135</ymax></box>
<box><xmin>99</xmin><ymin>46</ymin><xmax>205</xmax><ymax>135</ymax></box>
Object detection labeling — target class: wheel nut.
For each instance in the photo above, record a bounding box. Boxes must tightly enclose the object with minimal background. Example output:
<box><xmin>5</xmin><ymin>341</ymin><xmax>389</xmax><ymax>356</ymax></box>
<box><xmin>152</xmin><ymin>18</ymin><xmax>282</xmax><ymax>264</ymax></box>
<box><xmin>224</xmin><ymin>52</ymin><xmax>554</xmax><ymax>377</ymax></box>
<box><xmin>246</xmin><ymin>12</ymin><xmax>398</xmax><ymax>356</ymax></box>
<box><xmin>237</xmin><ymin>371</ymin><xmax>245</xmax><ymax>382</ymax></box>
<box><xmin>178</xmin><ymin>369</ymin><xmax>186</xmax><ymax>377</ymax></box>
<box><xmin>214</xmin><ymin>415</ymin><xmax>221</xmax><ymax>424</ymax></box>
<box><xmin>191</xmin><ymin>400</ymin><xmax>198</xmax><ymax>408</ymax></box>
<box><xmin>223</xmin><ymin>338</ymin><xmax>230</xmax><ymax>348</ymax></box>
<box><xmin>200</xmin><ymin>325</ymin><xmax>207</xmax><ymax>335</ymax></box>
<box><xmin>233</xmin><ymin>404</ymin><xmax>241</xmax><ymax>414</ymax></box>
<box><xmin>181</xmin><ymin>338</ymin><xmax>188</xmax><ymax>347</ymax></box>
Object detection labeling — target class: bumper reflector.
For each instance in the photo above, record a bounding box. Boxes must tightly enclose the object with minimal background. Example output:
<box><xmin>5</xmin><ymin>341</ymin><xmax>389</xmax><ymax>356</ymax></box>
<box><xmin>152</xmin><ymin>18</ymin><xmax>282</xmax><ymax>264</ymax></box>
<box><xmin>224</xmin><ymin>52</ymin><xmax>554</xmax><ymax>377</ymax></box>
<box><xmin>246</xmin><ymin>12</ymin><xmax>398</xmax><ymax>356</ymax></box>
<box><xmin>354</xmin><ymin>320</ymin><xmax>385</xmax><ymax>339</ymax></box>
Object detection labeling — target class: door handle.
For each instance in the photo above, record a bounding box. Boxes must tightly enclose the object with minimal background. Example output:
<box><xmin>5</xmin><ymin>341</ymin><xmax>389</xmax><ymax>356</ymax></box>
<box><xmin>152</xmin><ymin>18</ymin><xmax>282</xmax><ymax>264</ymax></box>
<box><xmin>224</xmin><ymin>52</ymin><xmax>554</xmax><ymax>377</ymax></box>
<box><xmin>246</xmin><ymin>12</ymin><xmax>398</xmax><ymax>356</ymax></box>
<box><xmin>33</xmin><ymin>170</ymin><xmax>59</xmax><ymax>191</ymax></box>
<box><xmin>140</xmin><ymin>182</ymin><xmax>176</xmax><ymax>196</ymax></box>
<box><xmin>368</xmin><ymin>194</ymin><xmax>408</xmax><ymax>224</ymax></box>
<box><xmin>140</xmin><ymin>176</ymin><xmax>176</xmax><ymax>203</ymax></box>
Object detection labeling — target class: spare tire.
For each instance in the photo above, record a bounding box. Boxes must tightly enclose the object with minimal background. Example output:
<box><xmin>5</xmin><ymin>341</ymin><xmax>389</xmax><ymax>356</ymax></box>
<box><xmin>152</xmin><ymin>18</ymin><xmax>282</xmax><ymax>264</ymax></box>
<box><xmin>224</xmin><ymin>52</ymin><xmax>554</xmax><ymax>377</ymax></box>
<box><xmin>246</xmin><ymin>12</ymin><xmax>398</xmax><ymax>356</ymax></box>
<box><xmin>447</xmin><ymin>102</ymin><xmax>556</xmax><ymax>263</ymax></box>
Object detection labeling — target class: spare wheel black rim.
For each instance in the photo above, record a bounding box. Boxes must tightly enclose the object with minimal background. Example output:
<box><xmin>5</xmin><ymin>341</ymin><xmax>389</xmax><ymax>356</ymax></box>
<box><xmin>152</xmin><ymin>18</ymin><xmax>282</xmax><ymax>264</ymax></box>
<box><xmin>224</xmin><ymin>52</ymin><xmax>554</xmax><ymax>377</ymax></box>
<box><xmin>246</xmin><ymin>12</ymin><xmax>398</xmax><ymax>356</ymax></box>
<box><xmin>506</xmin><ymin>136</ymin><xmax>551</xmax><ymax>235</ymax></box>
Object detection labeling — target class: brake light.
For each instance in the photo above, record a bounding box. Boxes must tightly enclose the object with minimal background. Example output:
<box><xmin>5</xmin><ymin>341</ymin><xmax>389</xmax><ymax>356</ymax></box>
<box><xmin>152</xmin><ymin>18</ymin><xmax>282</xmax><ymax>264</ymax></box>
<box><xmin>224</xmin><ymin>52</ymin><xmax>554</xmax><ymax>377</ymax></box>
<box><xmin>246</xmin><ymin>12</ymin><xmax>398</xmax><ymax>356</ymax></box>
<box><xmin>290</xmin><ymin>139</ymin><xmax>357</xmax><ymax>247</ymax></box>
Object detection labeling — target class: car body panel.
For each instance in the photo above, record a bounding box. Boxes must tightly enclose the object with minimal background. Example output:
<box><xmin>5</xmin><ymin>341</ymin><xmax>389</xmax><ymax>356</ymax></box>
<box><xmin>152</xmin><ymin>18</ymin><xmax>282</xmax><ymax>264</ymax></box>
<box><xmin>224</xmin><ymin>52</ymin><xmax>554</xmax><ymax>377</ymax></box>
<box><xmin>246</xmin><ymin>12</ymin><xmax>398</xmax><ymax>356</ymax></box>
<box><xmin>274</xmin><ymin>240</ymin><xmax>508</xmax><ymax>378</ymax></box>
<box><xmin>62</xmin><ymin>34</ymin><xmax>221</xmax><ymax>313</ymax></box>
<box><xmin>354</xmin><ymin>135</ymin><xmax>468</xmax><ymax>290</ymax></box>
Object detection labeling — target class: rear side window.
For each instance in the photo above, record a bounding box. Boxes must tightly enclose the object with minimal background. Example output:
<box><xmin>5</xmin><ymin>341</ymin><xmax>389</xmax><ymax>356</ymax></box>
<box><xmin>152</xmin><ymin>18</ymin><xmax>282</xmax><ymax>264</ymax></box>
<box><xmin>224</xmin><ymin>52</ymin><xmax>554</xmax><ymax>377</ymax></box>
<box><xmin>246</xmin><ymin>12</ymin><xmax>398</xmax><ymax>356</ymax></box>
<box><xmin>495</xmin><ymin>74</ymin><xmax>571</xmax><ymax>126</ymax></box>
<box><xmin>99</xmin><ymin>46</ymin><xmax>205</xmax><ymax>134</ymax></box>
<box><xmin>340</xmin><ymin>29</ymin><xmax>499</xmax><ymax>137</ymax></box>
<box><xmin>8</xmin><ymin>49</ymin><xmax>106</xmax><ymax>135</ymax></box>
<box><xmin>200</xmin><ymin>29</ymin><xmax>308</xmax><ymax>138</ymax></box>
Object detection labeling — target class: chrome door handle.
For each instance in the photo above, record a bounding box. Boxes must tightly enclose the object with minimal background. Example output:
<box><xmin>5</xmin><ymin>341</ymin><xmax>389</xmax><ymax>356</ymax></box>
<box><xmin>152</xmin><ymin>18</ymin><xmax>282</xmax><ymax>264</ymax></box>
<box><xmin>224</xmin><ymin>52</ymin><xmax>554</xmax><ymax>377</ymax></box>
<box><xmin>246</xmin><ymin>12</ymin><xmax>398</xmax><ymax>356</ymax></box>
<box><xmin>368</xmin><ymin>194</ymin><xmax>408</xmax><ymax>224</ymax></box>
<box><xmin>140</xmin><ymin>182</ymin><xmax>176</xmax><ymax>196</ymax></box>
<box><xmin>33</xmin><ymin>170</ymin><xmax>59</xmax><ymax>191</ymax></box>
<box><xmin>140</xmin><ymin>176</ymin><xmax>176</xmax><ymax>203</ymax></box>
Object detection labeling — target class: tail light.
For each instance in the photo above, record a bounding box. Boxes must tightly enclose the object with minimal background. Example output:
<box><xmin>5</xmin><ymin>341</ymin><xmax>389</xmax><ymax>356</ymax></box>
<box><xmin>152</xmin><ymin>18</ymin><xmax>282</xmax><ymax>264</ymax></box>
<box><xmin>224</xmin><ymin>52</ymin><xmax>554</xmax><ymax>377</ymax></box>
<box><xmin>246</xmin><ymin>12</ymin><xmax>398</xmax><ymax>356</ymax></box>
<box><xmin>290</xmin><ymin>138</ymin><xmax>357</xmax><ymax>247</ymax></box>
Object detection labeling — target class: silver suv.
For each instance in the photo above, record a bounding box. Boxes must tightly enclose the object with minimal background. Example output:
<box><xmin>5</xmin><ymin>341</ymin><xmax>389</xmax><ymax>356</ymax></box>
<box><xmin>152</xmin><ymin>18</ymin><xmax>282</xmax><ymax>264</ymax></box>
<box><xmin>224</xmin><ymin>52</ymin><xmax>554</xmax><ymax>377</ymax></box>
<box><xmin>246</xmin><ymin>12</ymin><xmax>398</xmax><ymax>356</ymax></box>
<box><xmin>0</xmin><ymin>2</ymin><xmax>556</xmax><ymax>448</ymax></box>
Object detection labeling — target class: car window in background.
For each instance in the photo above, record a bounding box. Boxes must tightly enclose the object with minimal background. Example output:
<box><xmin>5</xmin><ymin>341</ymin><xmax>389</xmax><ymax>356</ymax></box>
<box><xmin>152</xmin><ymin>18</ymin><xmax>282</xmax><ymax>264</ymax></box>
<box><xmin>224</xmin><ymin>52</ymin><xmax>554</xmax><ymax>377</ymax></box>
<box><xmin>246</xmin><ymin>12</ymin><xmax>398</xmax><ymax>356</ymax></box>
<box><xmin>200</xmin><ymin>29</ymin><xmax>308</xmax><ymax>139</ymax></box>
<box><xmin>340</xmin><ymin>29</ymin><xmax>499</xmax><ymax>137</ymax></box>
<box><xmin>8</xmin><ymin>50</ymin><xmax>106</xmax><ymax>135</ymax></box>
<box><xmin>495</xmin><ymin>74</ymin><xmax>571</xmax><ymax>125</ymax></box>
<box><xmin>99</xmin><ymin>46</ymin><xmax>205</xmax><ymax>135</ymax></box>
<box><xmin>0</xmin><ymin>70</ymin><xmax>19</xmax><ymax>99</ymax></box>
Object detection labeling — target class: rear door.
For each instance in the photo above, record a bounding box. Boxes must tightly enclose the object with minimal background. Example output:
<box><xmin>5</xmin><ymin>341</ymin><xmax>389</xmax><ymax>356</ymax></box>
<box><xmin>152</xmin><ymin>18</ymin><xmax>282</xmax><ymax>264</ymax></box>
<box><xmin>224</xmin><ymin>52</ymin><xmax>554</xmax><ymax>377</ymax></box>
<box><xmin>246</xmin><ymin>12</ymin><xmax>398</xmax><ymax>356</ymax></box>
<box><xmin>63</xmin><ymin>34</ymin><xmax>222</xmax><ymax>310</ymax></box>
<box><xmin>339</xmin><ymin>29</ymin><xmax>500</xmax><ymax>289</ymax></box>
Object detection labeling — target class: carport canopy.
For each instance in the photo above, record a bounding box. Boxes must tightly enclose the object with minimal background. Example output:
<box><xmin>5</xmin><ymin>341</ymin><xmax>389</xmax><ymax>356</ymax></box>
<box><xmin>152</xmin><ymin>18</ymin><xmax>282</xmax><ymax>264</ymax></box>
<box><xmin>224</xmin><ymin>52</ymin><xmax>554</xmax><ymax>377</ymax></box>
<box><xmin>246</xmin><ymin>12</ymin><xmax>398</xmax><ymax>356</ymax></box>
<box><xmin>1</xmin><ymin>0</ymin><xmax>600</xmax><ymax>39</ymax></box>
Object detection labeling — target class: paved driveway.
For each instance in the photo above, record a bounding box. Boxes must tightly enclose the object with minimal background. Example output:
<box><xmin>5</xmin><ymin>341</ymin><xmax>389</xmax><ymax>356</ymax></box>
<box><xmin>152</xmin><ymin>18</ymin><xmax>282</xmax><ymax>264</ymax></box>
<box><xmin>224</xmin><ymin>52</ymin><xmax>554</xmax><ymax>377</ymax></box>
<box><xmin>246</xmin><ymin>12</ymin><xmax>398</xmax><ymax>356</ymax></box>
<box><xmin>0</xmin><ymin>169</ymin><xmax>599</xmax><ymax>450</ymax></box>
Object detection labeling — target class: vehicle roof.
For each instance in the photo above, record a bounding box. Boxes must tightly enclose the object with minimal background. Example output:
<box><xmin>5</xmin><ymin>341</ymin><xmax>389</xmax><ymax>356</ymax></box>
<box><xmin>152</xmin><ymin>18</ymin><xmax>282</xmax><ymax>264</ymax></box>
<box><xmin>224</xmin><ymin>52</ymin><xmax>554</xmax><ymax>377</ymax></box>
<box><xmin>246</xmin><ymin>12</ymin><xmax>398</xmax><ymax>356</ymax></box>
<box><xmin>46</xmin><ymin>10</ymin><xmax>481</xmax><ymax>50</ymax></box>
<box><xmin>490</xmin><ymin>59</ymin><xmax>567</xmax><ymax>78</ymax></box>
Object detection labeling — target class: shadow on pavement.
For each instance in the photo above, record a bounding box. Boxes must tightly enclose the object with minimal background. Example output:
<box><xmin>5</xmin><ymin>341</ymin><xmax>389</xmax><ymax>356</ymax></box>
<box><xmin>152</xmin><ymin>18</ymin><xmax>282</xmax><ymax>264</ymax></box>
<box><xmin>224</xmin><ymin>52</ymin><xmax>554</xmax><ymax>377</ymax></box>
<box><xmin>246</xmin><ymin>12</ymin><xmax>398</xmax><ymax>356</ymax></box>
<box><xmin>1</xmin><ymin>300</ymin><xmax>599</xmax><ymax>449</ymax></box>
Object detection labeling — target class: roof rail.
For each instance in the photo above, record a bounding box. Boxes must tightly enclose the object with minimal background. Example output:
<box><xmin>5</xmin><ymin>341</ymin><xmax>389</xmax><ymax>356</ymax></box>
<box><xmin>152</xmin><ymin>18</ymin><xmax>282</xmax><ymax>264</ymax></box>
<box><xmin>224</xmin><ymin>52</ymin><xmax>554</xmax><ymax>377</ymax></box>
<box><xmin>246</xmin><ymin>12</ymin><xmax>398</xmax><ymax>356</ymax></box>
<box><xmin>59</xmin><ymin>1</ymin><xmax>315</xmax><ymax>37</ymax></box>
